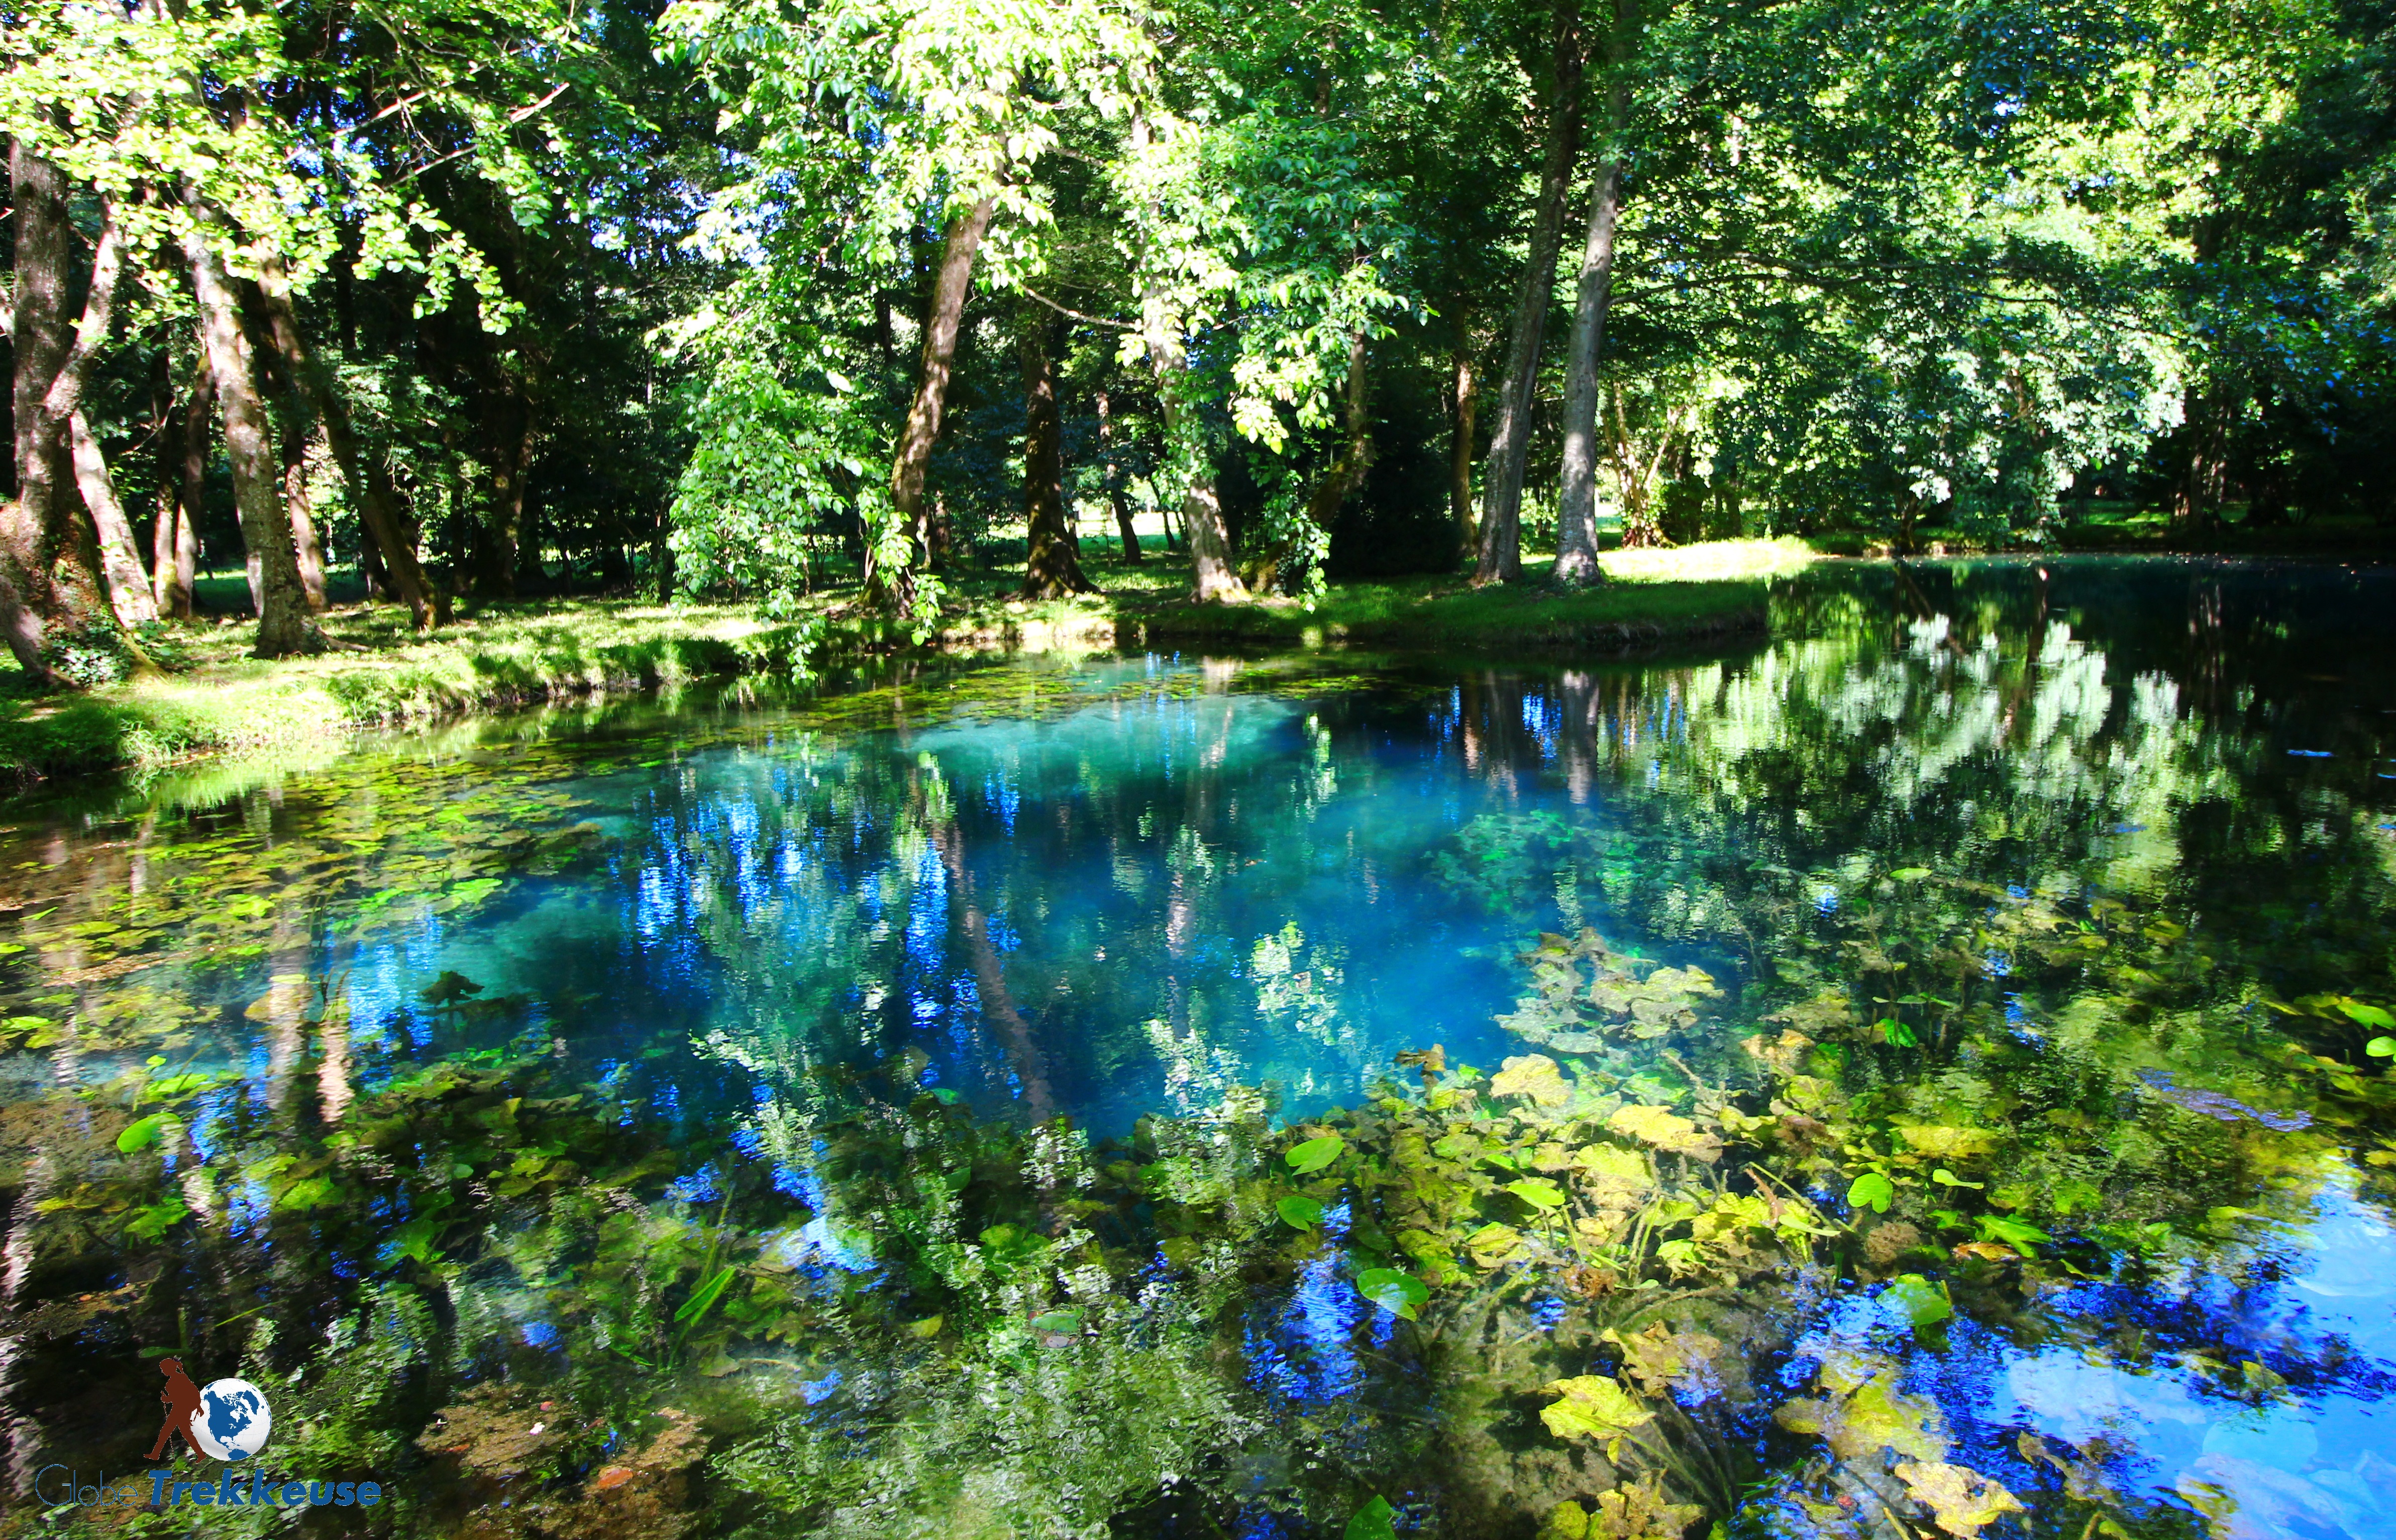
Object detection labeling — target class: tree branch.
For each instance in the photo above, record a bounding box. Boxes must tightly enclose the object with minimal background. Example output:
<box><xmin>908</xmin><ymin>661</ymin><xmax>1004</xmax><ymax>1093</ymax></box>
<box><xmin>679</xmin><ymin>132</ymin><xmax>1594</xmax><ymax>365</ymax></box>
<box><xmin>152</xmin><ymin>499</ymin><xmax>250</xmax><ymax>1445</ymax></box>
<box><xmin>1020</xmin><ymin>286</ymin><xmax>1135</xmax><ymax>330</ymax></box>
<box><xmin>395</xmin><ymin>82</ymin><xmax>573</xmax><ymax>183</ymax></box>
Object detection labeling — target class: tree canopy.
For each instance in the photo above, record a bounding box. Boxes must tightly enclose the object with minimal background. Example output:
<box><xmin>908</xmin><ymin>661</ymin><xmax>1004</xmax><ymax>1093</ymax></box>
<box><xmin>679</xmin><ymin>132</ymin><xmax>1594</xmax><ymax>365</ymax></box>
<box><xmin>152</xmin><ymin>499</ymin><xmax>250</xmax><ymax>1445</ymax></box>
<box><xmin>5</xmin><ymin>0</ymin><xmax>2391</xmax><ymax>658</ymax></box>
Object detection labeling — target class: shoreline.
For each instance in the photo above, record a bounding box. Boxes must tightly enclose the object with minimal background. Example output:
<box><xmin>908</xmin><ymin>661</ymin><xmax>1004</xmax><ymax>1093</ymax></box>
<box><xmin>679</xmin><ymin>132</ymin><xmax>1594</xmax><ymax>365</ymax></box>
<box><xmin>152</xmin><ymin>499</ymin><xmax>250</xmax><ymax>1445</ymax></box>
<box><xmin>0</xmin><ymin>538</ymin><xmax>1805</xmax><ymax>797</ymax></box>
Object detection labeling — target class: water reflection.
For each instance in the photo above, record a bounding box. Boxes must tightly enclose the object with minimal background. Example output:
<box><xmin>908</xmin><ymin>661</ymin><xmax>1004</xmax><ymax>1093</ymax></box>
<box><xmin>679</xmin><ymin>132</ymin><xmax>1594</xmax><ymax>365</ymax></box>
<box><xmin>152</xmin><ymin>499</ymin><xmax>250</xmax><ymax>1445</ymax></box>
<box><xmin>0</xmin><ymin>557</ymin><xmax>2387</xmax><ymax>1536</ymax></box>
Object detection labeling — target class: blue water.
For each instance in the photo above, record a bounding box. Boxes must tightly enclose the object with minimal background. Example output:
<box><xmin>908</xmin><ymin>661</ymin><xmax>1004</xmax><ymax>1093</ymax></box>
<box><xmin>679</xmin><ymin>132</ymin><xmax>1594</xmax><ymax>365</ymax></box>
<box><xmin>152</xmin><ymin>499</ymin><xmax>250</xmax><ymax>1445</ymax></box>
<box><xmin>315</xmin><ymin>662</ymin><xmax>1722</xmax><ymax>1138</ymax></box>
<box><xmin>5</xmin><ymin>555</ymin><xmax>2394</xmax><ymax>1535</ymax></box>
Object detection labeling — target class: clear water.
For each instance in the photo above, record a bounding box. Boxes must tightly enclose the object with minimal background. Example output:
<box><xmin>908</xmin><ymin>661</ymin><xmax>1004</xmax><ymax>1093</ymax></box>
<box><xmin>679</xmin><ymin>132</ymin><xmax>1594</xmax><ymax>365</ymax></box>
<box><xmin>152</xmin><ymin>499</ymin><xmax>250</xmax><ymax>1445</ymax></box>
<box><xmin>2</xmin><ymin>555</ymin><xmax>2391</xmax><ymax>1537</ymax></box>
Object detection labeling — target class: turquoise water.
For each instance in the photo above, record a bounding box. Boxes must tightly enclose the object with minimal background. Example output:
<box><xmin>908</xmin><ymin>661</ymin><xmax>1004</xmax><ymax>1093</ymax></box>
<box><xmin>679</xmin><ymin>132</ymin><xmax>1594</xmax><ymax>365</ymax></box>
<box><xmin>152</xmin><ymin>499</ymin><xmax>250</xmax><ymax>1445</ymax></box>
<box><xmin>1</xmin><ymin>555</ymin><xmax>2391</xmax><ymax>1537</ymax></box>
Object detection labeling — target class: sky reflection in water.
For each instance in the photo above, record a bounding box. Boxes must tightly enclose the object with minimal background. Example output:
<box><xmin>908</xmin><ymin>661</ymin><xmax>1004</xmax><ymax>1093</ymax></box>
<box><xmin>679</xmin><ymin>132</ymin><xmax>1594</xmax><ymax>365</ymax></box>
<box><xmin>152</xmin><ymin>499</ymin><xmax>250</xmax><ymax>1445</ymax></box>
<box><xmin>1</xmin><ymin>557</ymin><xmax>2392</xmax><ymax>1534</ymax></box>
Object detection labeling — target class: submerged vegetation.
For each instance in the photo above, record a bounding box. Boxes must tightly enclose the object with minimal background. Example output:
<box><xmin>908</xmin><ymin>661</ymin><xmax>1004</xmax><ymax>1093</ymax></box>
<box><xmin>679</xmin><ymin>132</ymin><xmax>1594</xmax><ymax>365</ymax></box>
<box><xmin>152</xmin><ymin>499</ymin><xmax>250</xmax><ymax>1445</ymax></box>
<box><xmin>0</xmin><ymin>562</ymin><xmax>2388</xmax><ymax>1536</ymax></box>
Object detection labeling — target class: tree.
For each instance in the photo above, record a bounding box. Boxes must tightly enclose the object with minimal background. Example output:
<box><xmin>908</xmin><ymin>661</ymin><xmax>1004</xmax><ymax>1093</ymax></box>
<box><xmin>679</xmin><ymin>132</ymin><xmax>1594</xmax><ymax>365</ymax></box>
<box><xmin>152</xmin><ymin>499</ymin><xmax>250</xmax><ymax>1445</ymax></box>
<box><xmin>4</xmin><ymin>142</ymin><xmax>121</xmax><ymax>674</ymax></box>
<box><xmin>1019</xmin><ymin>307</ymin><xmax>1096</xmax><ymax>598</ymax></box>
<box><xmin>1474</xmin><ymin>0</ymin><xmax>1584</xmax><ymax>585</ymax></box>
<box><xmin>662</xmin><ymin>0</ymin><xmax>1151</xmax><ymax>622</ymax></box>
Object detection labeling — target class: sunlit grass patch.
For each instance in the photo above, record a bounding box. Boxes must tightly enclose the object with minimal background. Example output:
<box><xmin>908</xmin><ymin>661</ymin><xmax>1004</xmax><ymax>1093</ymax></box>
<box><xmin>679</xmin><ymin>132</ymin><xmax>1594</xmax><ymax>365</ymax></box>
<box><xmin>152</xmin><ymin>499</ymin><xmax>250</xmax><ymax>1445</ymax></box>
<box><xmin>0</xmin><ymin>540</ymin><xmax>1805</xmax><ymax>791</ymax></box>
<box><xmin>1597</xmin><ymin>537</ymin><xmax>1819</xmax><ymax>583</ymax></box>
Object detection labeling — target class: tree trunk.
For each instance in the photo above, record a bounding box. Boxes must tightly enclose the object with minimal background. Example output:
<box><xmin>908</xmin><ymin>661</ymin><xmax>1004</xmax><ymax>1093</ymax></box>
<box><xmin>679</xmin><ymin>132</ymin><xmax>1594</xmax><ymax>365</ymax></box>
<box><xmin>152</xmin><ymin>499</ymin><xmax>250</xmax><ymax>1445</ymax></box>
<box><xmin>181</xmin><ymin>204</ymin><xmax>325</xmax><ymax>657</ymax></box>
<box><xmin>2171</xmin><ymin>387</ymin><xmax>2228</xmax><ymax>531</ymax></box>
<box><xmin>1275</xmin><ymin>327</ymin><xmax>1373</xmax><ymax>590</ymax></box>
<box><xmin>1450</xmin><ymin>350</ymin><xmax>1478</xmax><ymax>559</ymax></box>
<box><xmin>1021</xmin><ymin>312</ymin><xmax>1096</xmax><ymax>599</ymax></box>
<box><xmin>1473</xmin><ymin>0</ymin><xmax>1585</xmax><ymax>586</ymax></box>
<box><xmin>69</xmin><ymin>412</ymin><xmax>159</xmax><ymax>625</ymax></box>
<box><xmin>1608</xmin><ymin>383</ymin><xmax>1669</xmax><ymax>548</ymax></box>
<box><xmin>151</xmin><ymin>350</ymin><xmax>196</xmax><ymax>621</ymax></box>
<box><xmin>1553</xmin><ymin>104</ymin><xmax>1626</xmax><ymax>588</ymax></box>
<box><xmin>1098</xmin><ymin>390</ymin><xmax>1142</xmax><ymax>564</ymax></box>
<box><xmin>877</xmin><ymin>196</ymin><xmax>995</xmax><ymax>612</ymax></box>
<box><xmin>5</xmin><ymin>141</ymin><xmax>116</xmax><ymax>678</ymax></box>
<box><xmin>482</xmin><ymin>389</ymin><xmax>534</xmax><ymax>596</ymax></box>
<box><xmin>282</xmin><ymin>421</ymin><xmax>328</xmax><ymax>612</ymax></box>
<box><xmin>927</xmin><ymin>493</ymin><xmax>955</xmax><ymax>565</ymax></box>
<box><xmin>1127</xmin><ymin>110</ymin><xmax>1242</xmax><ymax>601</ymax></box>
<box><xmin>251</xmin><ymin>258</ymin><xmax>439</xmax><ymax>628</ymax></box>
<box><xmin>1140</xmin><ymin>285</ymin><xmax>1243</xmax><ymax>601</ymax></box>
<box><xmin>651</xmin><ymin>510</ymin><xmax>676</xmax><ymax>601</ymax></box>
<box><xmin>163</xmin><ymin>352</ymin><xmax>208</xmax><ymax>619</ymax></box>
<box><xmin>6</xmin><ymin>137</ymin><xmax>71</xmax><ymax>651</ymax></box>
<box><xmin>359</xmin><ymin>519</ymin><xmax>391</xmax><ymax>599</ymax></box>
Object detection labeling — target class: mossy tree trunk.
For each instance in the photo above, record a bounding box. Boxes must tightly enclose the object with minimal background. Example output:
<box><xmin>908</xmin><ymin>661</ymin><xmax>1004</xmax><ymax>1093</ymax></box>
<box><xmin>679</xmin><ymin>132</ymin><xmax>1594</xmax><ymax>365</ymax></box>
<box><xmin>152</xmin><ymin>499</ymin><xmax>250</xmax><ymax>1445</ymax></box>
<box><xmin>6</xmin><ymin>140</ymin><xmax>122</xmax><ymax>679</ymax></box>
<box><xmin>280</xmin><ymin>421</ymin><xmax>328</xmax><ymax>613</ymax></box>
<box><xmin>181</xmin><ymin>202</ymin><xmax>325</xmax><ymax>658</ymax></box>
<box><xmin>150</xmin><ymin>349</ymin><xmax>200</xmax><ymax>621</ymax></box>
<box><xmin>68</xmin><ymin>411</ymin><xmax>158</xmax><ymax>625</ymax></box>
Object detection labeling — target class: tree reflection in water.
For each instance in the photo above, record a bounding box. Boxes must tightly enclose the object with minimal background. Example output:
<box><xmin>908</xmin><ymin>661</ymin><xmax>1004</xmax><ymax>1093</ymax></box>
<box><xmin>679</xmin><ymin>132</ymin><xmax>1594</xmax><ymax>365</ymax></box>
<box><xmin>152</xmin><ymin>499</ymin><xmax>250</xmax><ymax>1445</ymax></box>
<box><xmin>0</xmin><ymin>557</ymin><xmax>2388</xmax><ymax>1537</ymax></box>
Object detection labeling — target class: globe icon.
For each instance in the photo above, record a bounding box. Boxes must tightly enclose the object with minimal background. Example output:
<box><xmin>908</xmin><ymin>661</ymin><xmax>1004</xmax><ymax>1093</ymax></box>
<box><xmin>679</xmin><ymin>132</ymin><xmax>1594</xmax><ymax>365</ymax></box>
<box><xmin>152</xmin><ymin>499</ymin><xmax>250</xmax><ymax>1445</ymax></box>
<box><xmin>188</xmin><ymin>1379</ymin><xmax>272</xmax><ymax>1462</ymax></box>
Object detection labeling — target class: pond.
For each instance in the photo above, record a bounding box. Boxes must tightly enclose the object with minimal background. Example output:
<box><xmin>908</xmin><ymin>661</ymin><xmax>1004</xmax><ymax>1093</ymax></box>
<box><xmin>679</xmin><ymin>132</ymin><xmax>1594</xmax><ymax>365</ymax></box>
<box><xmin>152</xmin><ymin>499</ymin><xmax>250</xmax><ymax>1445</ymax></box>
<box><xmin>1</xmin><ymin>555</ymin><xmax>2391</xmax><ymax>1539</ymax></box>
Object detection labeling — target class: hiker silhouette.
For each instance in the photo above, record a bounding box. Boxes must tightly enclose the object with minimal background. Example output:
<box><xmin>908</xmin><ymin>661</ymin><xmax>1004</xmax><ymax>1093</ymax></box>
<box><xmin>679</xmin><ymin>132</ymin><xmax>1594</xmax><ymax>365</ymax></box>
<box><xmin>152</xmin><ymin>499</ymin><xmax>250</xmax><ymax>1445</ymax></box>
<box><xmin>146</xmin><ymin>1359</ymin><xmax>204</xmax><ymax>1461</ymax></box>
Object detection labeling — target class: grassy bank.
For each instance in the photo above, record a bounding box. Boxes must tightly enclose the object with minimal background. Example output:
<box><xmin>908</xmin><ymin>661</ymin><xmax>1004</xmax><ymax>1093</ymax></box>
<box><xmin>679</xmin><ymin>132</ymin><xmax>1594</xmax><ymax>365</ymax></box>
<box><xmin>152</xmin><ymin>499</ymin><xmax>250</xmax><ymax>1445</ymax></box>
<box><xmin>0</xmin><ymin>601</ymin><xmax>820</xmax><ymax>788</ymax></box>
<box><xmin>933</xmin><ymin>537</ymin><xmax>1812</xmax><ymax>650</ymax></box>
<box><xmin>0</xmin><ymin>538</ymin><xmax>1811</xmax><ymax>790</ymax></box>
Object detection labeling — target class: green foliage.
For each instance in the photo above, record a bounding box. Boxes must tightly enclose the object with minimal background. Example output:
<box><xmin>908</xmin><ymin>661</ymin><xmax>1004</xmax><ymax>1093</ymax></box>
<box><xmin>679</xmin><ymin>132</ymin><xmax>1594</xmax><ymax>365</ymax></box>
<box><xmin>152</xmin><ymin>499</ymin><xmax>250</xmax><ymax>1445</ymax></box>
<box><xmin>1352</xmin><ymin>1268</ymin><xmax>1428</xmax><ymax>1320</ymax></box>
<box><xmin>668</xmin><ymin>366</ymin><xmax>882</xmax><ymax>619</ymax></box>
<box><xmin>1275</xmin><ymin>1194</ymin><xmax>1325</xmax><ymax>1231</ymax></box>
<box><xmin>1345</xmin><ymin>1494</ymin><xmax>1398</xmax><ymax>1540</ymax></box>
<box><xmin>1847</xmin><ymin>1172</ymin><xmax>1897</xmax><ymax>1213</ymax></box>
<box><xmin>1285</xmin><ymin>1133</ymin><xmax>1346</xmax><ymax>1174</ymax></box>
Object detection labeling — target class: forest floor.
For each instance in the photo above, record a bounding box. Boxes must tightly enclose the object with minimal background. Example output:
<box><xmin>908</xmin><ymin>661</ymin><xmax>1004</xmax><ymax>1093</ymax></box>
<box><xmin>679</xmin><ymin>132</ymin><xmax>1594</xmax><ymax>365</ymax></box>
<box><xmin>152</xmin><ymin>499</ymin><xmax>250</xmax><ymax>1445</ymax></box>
<box><xmin>0</xmin><ymin>537</ymin><xmax>1809</xmax><ymax>792</ymax></box>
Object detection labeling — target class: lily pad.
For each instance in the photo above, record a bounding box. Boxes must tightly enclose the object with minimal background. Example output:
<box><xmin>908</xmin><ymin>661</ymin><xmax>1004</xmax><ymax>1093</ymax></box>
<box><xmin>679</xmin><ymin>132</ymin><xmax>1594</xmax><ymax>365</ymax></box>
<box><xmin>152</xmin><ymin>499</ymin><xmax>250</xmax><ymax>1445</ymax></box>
<box><xmin>1276</xmin><ymin>1195</ymin><xmax>1325</xmax><ymax>1231</ymax></box>
<box><xmin>1607</xmin><ymin>1104</ymin><xmax>1722</xmax><ymax>1161</ymax></box>
<box><xmin>1286</xmin><ymin>1134</ymin><xmax>1346</xmax><ymax>1174</ymax></box>
<box><xmin>1539</xmin><ymin>1374</ymin><xmax>1651</xmax><ymax>1447</ymax></box>
<box><xmin>1490</xmin><ymin>1054</ymin><xmax>1570</xmax><ymax>1107</ymax></box>
<box><xmin>1847</xmin><ymin>1172</ymin><xmax>1897</xmax><ymax>1212</ymax></box>
<box><xmin>1354</xmin><ymin>1267</ymin><xmax>1428</xmax><ymax>1320</ymax></box>
<box><xmin>1344</xmin><ymin>1495</ymin><xmax>1397</xmax><ymax>1540</ymax></box>
<box><xmin>1883</xmin><ymin>1273</ymin><xmax>1953</xmax><ymax>1330</ymax></box>
<box><xmin>1895</xmin><ymin>1461</ymin><xmax>2026</xmax><ymax>1538</ymax></box>
<box><xmin>115</xmin><ymin>1113</ymin><xmax>175</xmax><ymax>1154</ymax></box>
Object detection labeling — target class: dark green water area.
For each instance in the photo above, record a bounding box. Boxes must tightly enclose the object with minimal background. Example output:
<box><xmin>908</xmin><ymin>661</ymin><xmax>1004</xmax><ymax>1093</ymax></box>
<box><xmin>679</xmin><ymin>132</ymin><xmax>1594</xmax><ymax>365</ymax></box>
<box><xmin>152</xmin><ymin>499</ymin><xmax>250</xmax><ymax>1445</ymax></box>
<box><xmin>1</xmin><ymin>555</ymin><xmax>2392</xmax><ymax>1540</ymax></box>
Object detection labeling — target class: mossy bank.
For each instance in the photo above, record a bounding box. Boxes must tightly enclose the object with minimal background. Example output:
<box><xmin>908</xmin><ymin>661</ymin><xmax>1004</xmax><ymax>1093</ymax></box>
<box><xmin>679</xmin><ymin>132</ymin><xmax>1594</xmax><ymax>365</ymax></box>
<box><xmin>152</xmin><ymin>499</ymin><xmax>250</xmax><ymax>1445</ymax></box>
<box><xmin>0</xmin><ymin>539</ymin><xmax>1813</xmax><ymax>791</ymax></box>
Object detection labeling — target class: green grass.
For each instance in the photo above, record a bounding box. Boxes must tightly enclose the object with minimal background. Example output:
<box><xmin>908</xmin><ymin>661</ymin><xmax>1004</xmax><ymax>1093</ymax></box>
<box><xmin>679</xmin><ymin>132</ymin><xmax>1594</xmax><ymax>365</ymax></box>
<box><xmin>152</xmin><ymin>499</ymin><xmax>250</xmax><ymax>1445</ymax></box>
<box><xmin>2055</xmin><ymin>507</ymin><xmax>2396</xmax><ymax>556</ymax></box>
<box><xmin>0</xmin><ymin>598</ymin><xmax>818</xmax><ymax>787</ymax></box>
<box><xmin>0</xmin><ymin>538</ymin><xmax>1813</xmax><ymax>790</ymax></box>
<box><xmin>933</xmin><ymin>537</ymin><xmax>1809</xmax><ymax>650</ymax></box>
